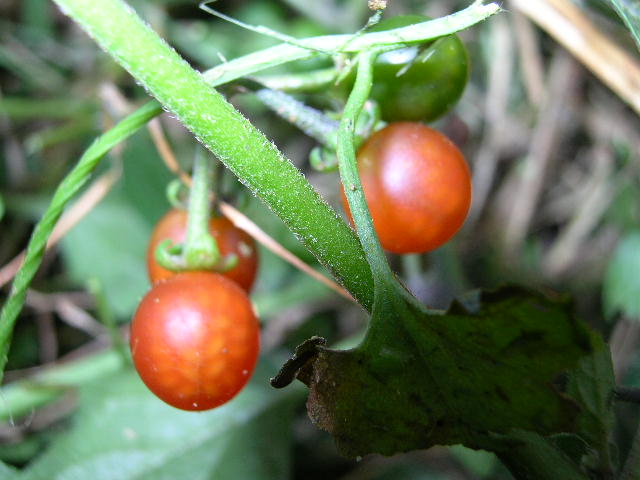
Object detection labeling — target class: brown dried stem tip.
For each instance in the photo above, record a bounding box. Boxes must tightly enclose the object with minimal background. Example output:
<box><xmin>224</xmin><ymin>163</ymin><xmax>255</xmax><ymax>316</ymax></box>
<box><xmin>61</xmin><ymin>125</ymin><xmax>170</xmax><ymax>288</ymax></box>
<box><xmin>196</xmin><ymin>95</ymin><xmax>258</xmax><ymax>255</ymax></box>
<box><xmin>368</xmin><ymin>0</ymin><xmax>387</xmax><ymax>11</ymax></box>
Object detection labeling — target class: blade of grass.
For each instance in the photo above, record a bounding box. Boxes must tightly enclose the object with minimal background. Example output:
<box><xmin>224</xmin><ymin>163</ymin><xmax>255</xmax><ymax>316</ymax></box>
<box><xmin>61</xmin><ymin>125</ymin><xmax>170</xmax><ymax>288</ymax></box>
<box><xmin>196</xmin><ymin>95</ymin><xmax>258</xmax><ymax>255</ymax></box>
<box><xmin>0</xmin><ymin>101</ymin><xmax>161</xmax><ymax>384</ymax></box>
<box><xmin>607</xmin><ymin>0</ymin><xmax>640</xmax><ymax>52</ymax></box>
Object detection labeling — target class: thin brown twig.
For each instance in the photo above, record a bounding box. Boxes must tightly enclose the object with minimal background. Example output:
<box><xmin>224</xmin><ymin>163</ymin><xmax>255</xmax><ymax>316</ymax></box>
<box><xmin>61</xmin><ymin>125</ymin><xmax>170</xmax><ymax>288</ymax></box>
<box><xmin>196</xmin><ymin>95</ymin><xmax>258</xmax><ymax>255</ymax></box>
<box><xmin>26</xmin><ymin>290</ymin><xmax>105</xmax><ymax>337</ymax></box>
<box><xmin>0</xmin><ymin>87</ymin><xmax>27</xmax><ymax>184</ymax></box>
<box><xmin>510</xmin><ymin>7</ymin><xmax>545</xmax><ymax>106</ymax></box>
<box><xmin>35</xmin><ymin>313</ymin><xmax>58</xmax><ymax>364</ymax></box>
<box><xmin>146</xmin><ymin>116</ymin><xmax>355</xmax><ymax>302</ymax></box>
<box><xmin>543</xmin><ymin>144</ymin><xmax>615</xmax><ymax>276</ymax></box>
<box><xmin>147</xmin><ymin>118</ymin><xmax>192</xmax><ymax>185</ymax></box>
<box><xmin>219</xmin><ymin>202</ymin><xmax>353</xmax><ymax>301</ymax></box>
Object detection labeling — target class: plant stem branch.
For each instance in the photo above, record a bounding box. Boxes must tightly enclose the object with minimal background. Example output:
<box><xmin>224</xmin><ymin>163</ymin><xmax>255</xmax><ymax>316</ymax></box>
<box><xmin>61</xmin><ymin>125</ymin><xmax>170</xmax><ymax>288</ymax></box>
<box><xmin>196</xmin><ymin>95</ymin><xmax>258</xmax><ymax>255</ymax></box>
<box><xmin>183</xmin><ymin>148</ymin><xmax>220</xmax><ymax>269</ymax></box>
<box><xmin>336</xmin><ymin>50</ymin><xmax>391</xmax><ymax>283</ymax></box>
<box><xmin>50</xmin><ymin>0</ymin><xmax>374</xmax><ymax>309</ymax></box>
<box><xmin>255</xmin><ymin>88</ymin><xmax>339</xmax><ymax>147</ymax></box>
<box><xmin>201</xmin><ymin>1</ymin><xmax>501</xmax><ymax>86</ymax></box>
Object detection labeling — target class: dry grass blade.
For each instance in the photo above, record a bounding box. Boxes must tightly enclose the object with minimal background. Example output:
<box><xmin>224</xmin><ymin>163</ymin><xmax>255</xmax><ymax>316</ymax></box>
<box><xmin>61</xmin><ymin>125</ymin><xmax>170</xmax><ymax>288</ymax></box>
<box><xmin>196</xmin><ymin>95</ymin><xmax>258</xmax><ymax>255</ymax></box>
<box><xmin>512</xmin><ymin>10</ymin><xmax>545</xmax><ymax>106</ymax></box>
<box><xmin>543</xmin><ymin>144</ymin><xmax>616</xmax><ymax>276</ymax></box>
<box><xmin>26</xmin><ymin>290</ymin><xmax>105</xmax><ymax>337</ymax></box>
<box><xmin>147</xmin><ymin>118</ymin><xmax>191</xmax><ymax>185</ymax></box>
<box><xmin>219</xmin><ymin>202</ymin><xmax>354</xmax><ymax>301</ymax></box>
<box><xmin>502</xmin><ymin>50</ymin><xmax>578</xmax><ymax>254</ymax></box>
<box><xmin>467</xmin><ymin>14</ymin><xmax>513</xmax><ymax>227</ymax></box>
<box><xmin>510</xmin><ymin>0</ymin><xmax>640</xmax><ymax>115</ymax></box>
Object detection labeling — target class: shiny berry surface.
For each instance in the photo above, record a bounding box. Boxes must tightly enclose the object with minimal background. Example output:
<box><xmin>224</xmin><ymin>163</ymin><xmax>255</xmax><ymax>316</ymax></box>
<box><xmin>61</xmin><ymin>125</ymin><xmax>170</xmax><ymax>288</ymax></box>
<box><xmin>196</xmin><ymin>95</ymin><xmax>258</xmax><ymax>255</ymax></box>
<box><xmin>342</xmin><ymin>122</ymin><xmax>472</xmax><ymax>254</ymax></box>
<box><xmin>130</xmin><ymin>272</ymin><xmax>260</xmax><ymax>411</ymax></box>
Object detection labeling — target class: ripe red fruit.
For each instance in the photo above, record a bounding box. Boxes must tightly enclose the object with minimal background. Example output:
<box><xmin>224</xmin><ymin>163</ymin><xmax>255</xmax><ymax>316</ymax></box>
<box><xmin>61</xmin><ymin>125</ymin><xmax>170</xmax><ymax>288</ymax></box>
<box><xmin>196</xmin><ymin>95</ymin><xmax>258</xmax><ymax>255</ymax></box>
<box><xmin>130</xmin><ymin>272</ymin><xmax>260</xmax><ymax>411</ymax></box>
<box><xmin>341</xmin><ymin>122</ymin><xmax>472</xmax><ymax>253</ymax></box>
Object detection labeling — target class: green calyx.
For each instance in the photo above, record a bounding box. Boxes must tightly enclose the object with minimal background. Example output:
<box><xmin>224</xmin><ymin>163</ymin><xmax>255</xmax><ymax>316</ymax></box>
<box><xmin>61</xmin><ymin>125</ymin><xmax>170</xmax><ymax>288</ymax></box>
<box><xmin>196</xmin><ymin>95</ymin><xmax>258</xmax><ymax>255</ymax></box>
<box><xmin>155</xmin><ymin>150</ymin><xmax>230</xmax><ymax>273</ymax></box>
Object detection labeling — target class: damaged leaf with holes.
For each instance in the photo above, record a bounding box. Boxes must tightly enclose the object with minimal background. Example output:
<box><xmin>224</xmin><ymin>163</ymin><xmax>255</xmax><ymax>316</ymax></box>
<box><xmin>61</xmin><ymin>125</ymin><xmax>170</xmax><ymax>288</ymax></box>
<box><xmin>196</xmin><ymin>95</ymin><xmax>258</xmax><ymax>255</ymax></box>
<box><xmin>277</xmin><ymin>287</ymin><xmax>611</xmax><ymax>462</ymax></box>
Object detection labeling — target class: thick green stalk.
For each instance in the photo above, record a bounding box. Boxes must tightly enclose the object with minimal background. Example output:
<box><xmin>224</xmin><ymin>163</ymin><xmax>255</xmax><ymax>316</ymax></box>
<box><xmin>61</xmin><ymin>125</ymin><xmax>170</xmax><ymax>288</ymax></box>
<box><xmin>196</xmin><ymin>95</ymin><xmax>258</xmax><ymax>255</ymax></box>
<box><xmin>47</xmin><ymin>0</ymin><xmax>500</xmax><ymax>315</ymax></box>
<box><xmin>52</xmin><ymin>0</ymin><xmax>374</xmax><ymax>309</ymax></box>
<box><xmin>0</xmin><ymin>0</ymin><xmax>500</xmax><ymax>385</ymax></box>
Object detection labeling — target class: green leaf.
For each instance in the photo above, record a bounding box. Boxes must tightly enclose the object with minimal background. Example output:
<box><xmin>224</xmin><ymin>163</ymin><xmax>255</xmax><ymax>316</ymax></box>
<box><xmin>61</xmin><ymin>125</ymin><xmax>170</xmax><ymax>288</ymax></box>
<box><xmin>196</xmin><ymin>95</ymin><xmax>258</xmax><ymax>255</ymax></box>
<box><xmin>120</xmin><ymin>130</ymin><xmax>174</xmax><ymax>226</ymax></box>
<box><xmin>448</xmin><ymin>445</ymin><xmax>498</xmax><ymax>478</ymax></box>
<box><xmin>548</xmin><ymin>433</ymin><xmax>591</xmax><ymax>464</ymax></box>
<box><xmin>59</xmin><ymin>191</ymin><xmax>151</xmax><ymax>319</ymax></box>
<box><xmin>566</xmin><ymin>338</ymin><xmax>615</xmax><ymax>474</ymax></box>
<box><xmin>605</xmin><ymin>0</ymin><xmax>640</xmax><ymax>51</ymax></box>
<box><xmin>493</xmin><ymin>430</ymin><xmax>588</xmax><ymax>480</ymax></box>
<box><xmin>0</xmin><ymin>349</ymin><xmax>126</xmax><ymax>422</ymax></box>
<box><xmin>18</xmin><ymin>360</ymin><xmax>302</xmax><ymax>480</ymax></box>
<box><xmin>369</xmin><ymin>463</ymin><xmax>448</xmax><ymax>480</ymax></box>
<box><xmin>603</xmin><ymin>231</ymin><xmax>640</xmax><ymax>319</ymax></box>
<box><xmin>0</xmin><ymin>461</ymin><xmax>18</xmax><ymax>480</ymax></box>
<box><xmin>283</xmin><ymin>287</ymin><xmax>594</xmax><ymax>457</ymax></box>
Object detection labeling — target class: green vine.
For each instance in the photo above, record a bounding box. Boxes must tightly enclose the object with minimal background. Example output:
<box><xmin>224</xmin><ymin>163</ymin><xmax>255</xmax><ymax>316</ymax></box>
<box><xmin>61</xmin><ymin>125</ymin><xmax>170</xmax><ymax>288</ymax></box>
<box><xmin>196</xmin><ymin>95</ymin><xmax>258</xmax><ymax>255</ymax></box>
<box><xmin>50</xmin><ymin>0</ymin><xmax>376</xmax><ymax>309</ymax></box>
<box><xmin>254</xmin><ymin>88</ymin><xmax>339</xmax><ymax>147</ymax></box>
<box><xmin>0</xmin><ymin>0</ymin><xmax>500</xmax><ymax>384</ymax></box>
<box><xmin>0</xmin><ymin>101</ymin><xmax>161</xmax><ymax>383</ymax></box>
<box><xmin>201</xmin><ymin>0</ymin><xmax>500</xmax><ymax>86</ymax></box>
<box><xmin>336</xmin><ymin>50</ymin><xmax>389</xmax><ymax>282</ymax></box>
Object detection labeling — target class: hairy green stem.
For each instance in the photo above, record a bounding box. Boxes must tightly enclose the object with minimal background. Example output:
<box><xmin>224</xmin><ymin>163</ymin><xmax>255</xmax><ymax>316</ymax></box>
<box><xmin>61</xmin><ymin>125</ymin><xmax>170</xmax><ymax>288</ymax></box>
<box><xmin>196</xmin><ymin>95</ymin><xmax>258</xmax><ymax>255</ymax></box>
<box><xmin>255</xmin><ymin>88</ymin><xmax>339</xmax><ymax>147</ymax></box>
<box><xmin>336</xmin><ymin>50</ymin><xmax>425</xmax><ymax>358</ymax></box>
<box><xmin>0</xmin><ymin>0</ymin><xmax>499</xmax><ymax>384</ymax></box>
<box><xmin>44</xmin><ymin>0</ymin><xmax>499</xmax><ymax>315</ymax></box>
<box><xmin>51</xmin><ymin>0</ymin><xmax>374</xmax><ymax>307</ymax></box>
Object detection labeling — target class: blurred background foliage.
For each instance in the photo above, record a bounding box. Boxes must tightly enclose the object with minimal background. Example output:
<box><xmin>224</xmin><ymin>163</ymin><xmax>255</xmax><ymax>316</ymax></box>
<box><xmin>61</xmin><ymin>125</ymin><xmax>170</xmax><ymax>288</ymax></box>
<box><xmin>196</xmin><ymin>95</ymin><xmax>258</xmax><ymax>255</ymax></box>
<box><xmin>0</xmin><ymin>0</ymin><xmax>639</xmax><ymax>478</ymax></box>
